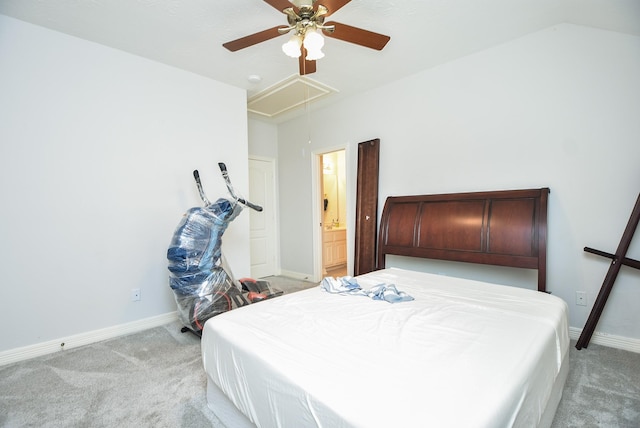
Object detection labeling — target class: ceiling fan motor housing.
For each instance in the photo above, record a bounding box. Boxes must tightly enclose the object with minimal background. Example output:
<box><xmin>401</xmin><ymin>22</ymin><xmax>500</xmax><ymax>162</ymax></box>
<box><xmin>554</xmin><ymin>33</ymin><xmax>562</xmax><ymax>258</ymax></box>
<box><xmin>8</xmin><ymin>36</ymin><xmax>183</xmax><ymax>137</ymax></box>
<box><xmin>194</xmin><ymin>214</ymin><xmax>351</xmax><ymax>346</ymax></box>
<box><xmin>282</xmin><ymin>4</ymin><xmax>332</xmax><ymax>35</ymax></box>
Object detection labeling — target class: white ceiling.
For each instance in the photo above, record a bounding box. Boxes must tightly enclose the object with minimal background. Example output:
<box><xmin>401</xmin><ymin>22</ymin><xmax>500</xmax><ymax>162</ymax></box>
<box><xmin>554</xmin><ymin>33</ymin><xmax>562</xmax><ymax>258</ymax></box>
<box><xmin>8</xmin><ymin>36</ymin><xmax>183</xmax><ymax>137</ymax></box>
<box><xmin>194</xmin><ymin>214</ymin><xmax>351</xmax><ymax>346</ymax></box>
<box><xmin>1</xmin><ymin>0</ymin><xmax>639</xmax><ymax>122</ymax></box>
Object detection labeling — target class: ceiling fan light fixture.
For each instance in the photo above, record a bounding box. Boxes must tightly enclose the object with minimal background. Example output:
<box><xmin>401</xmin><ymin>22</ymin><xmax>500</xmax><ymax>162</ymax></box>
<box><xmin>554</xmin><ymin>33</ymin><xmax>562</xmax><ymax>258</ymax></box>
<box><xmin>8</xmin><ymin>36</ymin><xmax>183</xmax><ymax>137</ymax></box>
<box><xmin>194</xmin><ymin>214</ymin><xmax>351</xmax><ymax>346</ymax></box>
<box><xmin>282</xmin><ymin>35</ymin><xmax>302</xmax><ymax>58</ymax></box>
<box><xmin>303</xmin><ymin>30</ymin><xmax>324</xmax><ymax>50</ymax></box>
<box><xmin>223</xmin><ymin>0</ymin><xmax>390</xmax><ymax>75</ymax></box>
<box><xmin>302</xmin><ymin>29</ymin><xmax>325</xmax><ymax>60</ymax></box>
<box><xmin>305</xmin><ymin>46</ymin><xmax>324</xmax><ymax>60</ymax></box>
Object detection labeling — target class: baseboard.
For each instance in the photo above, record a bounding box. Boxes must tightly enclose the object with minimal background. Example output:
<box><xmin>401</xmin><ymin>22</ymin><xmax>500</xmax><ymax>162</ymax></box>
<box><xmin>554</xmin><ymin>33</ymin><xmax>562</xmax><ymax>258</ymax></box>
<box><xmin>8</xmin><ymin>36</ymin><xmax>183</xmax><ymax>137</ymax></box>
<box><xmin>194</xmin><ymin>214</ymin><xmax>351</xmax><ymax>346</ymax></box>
<box><xmin>0</xmin><ymin>312</ymin><xmax>178</xmax><ymax>367</ymax></box>
<box><xmin>4</xmin><ymin>312</ymin><xmax>637</xmax><ymax>366</ymax></box>
<box><xmin>278</xmin><ymin>269</ymin><xmax>316</xmax><ymax>282</ymax></box>
<box><xmin>569</xmin><ymin>327</ymin><xmax>640</xmax><ymax>354</ymax></box>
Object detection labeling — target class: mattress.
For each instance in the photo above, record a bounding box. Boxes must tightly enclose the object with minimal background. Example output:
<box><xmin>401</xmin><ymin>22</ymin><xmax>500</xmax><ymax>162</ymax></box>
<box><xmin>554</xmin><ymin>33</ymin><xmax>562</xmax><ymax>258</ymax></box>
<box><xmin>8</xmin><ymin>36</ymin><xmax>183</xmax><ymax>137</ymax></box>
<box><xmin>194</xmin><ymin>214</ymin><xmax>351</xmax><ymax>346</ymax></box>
<box><xmin>201</xmin><ymin>268</ymin><xmax>570</xmax><ymax>428</ymax></box>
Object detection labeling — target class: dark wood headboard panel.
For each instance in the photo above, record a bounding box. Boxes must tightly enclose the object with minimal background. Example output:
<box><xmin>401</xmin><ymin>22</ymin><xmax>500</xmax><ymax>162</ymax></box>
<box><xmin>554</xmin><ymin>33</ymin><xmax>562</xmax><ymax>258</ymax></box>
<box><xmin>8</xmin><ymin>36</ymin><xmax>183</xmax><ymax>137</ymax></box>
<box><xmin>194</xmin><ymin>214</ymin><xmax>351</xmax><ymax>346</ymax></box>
<box><xmin>377</xmin><ymin>188</ymin><xmax>550</xmax><ymax>292</ymax></box>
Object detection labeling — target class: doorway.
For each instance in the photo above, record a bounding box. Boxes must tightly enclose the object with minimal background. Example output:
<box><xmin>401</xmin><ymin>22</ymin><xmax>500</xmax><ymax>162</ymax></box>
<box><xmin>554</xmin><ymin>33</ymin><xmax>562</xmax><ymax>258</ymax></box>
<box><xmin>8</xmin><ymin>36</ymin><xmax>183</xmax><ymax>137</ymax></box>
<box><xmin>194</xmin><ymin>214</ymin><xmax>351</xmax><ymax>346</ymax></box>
<box><xmin>318</xmin><ymin>149</ymin><xmax>347</xmax><ymax>278</ymax></box>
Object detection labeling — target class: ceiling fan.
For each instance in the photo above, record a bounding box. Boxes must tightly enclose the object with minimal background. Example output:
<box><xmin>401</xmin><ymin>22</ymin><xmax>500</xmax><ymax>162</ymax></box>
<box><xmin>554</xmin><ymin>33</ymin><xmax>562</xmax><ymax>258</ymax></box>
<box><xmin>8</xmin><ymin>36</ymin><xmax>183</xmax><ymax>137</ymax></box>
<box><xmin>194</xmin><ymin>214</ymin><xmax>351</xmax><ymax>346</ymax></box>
<box><xmin>223</xmin><ymin>0</ymin><xmax>391</xmax><ymax>75</ymax></box>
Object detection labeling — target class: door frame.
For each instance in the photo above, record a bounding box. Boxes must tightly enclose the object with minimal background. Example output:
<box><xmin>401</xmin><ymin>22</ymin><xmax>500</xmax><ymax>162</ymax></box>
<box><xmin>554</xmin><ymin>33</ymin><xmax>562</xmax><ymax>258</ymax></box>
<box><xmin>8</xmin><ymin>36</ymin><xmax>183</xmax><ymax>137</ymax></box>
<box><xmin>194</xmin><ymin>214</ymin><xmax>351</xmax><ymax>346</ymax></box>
<box><xmin>311</xmin><ymin>145</ymin><xmax>348</xmax><ymax>282</ymax></box>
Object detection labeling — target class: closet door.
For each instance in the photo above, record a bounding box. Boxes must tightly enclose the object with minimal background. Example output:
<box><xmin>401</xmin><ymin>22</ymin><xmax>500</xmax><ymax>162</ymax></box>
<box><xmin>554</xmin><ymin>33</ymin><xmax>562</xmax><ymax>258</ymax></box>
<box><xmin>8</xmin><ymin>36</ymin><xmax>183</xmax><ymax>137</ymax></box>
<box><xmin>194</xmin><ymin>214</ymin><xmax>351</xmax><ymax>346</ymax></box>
<box><xmin>354</xmin><ymin>139</ymin><xmax>380</xmax><ymax>276</ymax></box>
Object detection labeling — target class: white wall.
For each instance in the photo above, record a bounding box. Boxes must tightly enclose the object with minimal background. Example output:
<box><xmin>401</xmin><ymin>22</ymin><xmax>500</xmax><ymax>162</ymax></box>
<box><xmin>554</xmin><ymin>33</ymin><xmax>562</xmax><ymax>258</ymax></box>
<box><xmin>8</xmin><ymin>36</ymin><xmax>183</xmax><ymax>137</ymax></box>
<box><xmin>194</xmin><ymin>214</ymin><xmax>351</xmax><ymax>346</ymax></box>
<box><xmin>248</xmin><ymin>118</ymin><xmax>278</xmax><ymax>159</ymax></box>
<box><xmin>277</xmin><ymin>24</ymin><xmax>640</xmax><ymax>341</ymax></box>
<box><xmin>0</xmin><ymin>15</ymin><xmax>249</xmax><ymax>352</ymax></box>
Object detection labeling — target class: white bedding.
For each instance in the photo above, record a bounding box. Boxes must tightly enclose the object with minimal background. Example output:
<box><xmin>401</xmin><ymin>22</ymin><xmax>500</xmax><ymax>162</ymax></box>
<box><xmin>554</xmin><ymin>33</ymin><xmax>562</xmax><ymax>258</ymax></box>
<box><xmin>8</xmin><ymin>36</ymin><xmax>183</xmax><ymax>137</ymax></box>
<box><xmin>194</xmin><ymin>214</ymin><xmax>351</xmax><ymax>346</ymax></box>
<box><xmin>201</xmin><ymin>268</ymin><xmax>569</xmax><ymax>428</ymax></box>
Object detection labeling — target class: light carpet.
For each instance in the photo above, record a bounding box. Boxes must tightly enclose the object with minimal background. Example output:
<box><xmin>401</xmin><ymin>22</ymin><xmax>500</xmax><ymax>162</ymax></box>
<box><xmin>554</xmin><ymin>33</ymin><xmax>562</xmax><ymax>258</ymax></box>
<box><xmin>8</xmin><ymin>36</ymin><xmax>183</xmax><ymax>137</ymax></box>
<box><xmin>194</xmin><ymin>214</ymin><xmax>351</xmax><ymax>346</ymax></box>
<box><xmin>1</xmin><ymin>276</ymin><xmax>639</xmax><ymax>427</ymax></box>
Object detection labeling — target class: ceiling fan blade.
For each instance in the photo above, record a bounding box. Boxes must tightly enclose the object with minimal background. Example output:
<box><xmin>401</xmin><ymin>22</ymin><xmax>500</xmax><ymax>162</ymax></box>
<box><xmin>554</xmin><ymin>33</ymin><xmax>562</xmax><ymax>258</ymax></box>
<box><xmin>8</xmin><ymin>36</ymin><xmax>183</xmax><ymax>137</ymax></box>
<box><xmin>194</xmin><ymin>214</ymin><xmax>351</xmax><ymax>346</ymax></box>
<box><xmin>263</xmin><ymin>0</ymin><xmax>297</xmax><ymax>13</ymax></box>
<box><xmin>299</xmin><ymin>47</ymin><xmax>317</xmax><ymax>75</ymax></box>
<box><xmin>323</xmin><ymin>21</ymin><xmax>390</xmax><ymax>50</ymax></box>
<box><xmin>320</xmin><ymin>0</ymin><xmax>351</xmax><ymax>17</ymax></box>
<box><xmin>223</xmin><ymin>26</ymin><xmax>284</xmax><ymax>52</ymax></box>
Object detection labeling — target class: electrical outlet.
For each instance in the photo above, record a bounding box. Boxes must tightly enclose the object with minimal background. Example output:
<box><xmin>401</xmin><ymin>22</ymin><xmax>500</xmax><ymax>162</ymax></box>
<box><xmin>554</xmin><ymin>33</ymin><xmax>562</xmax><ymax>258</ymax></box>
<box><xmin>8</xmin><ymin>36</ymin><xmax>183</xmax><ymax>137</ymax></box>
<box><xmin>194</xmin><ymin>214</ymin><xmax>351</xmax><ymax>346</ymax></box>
<box><xmin>131</xmin><ymin>288</ymin><xmax>141</xmax><ymax>302</ymax></box>
<box><xmin>576</xmin><ymin>291</ymin><xmax>587</xmax><ymax>306</ymax></box>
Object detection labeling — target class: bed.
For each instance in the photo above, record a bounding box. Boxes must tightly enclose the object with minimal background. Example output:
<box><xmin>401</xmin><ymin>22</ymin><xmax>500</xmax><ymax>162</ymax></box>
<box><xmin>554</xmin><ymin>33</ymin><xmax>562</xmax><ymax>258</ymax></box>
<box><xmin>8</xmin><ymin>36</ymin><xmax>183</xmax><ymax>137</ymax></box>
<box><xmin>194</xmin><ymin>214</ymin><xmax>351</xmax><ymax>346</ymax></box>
<box><xmin>201</xmin><ymin>187</ymin><xmax>569</xmax><ymax>428</ymax></box>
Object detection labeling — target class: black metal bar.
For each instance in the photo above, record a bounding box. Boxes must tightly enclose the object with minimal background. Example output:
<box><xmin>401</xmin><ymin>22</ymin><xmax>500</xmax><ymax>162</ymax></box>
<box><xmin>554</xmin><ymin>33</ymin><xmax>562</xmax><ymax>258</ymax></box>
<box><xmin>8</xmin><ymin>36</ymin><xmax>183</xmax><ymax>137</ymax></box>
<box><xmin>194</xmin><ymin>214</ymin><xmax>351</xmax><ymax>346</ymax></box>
<box><xmin>217</xmin><ymin>162</ymin><xmax>263</xmax><ymax>212</ymax></box>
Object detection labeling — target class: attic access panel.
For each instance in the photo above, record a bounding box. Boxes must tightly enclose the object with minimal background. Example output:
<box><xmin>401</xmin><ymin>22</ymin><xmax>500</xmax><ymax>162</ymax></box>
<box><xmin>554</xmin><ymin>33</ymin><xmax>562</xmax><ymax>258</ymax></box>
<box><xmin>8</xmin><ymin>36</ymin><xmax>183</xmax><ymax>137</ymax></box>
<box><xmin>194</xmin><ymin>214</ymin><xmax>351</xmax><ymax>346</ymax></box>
<box><xmin>248</xmin><ymin>75</ymin><xmax>337</xmax><ymax>118</ymax></box>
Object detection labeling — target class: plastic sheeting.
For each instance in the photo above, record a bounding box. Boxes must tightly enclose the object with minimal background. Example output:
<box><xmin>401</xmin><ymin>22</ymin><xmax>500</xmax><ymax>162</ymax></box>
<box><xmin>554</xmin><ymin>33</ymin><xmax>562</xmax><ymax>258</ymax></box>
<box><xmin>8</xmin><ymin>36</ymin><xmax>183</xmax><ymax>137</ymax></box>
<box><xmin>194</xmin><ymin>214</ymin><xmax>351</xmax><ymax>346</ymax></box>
<box><xmin>167</xmin><ymin>198</ymin><xmax>248</xmax><ymax>333</ymax></box>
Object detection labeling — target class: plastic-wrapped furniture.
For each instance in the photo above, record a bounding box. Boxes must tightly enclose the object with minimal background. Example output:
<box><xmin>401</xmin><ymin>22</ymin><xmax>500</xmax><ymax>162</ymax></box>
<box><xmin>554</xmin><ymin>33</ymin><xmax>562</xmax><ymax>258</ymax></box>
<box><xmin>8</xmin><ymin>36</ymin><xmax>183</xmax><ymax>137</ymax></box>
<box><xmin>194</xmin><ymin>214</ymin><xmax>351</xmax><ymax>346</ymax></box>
<box><xmin>167</xmin><ymin>164</ymin><xmax>262</xmax><ymax>336</ymax></box>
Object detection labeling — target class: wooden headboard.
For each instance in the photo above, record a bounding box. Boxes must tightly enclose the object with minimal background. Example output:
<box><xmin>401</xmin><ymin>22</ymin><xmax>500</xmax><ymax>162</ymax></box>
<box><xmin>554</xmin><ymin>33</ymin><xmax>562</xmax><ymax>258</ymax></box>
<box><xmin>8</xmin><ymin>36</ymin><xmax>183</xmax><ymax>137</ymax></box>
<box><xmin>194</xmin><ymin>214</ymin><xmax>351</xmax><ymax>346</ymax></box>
<box><xmin>377</xmin><ymin>188</ymin><xmax>550</xmax><ymax>292</ymax></box>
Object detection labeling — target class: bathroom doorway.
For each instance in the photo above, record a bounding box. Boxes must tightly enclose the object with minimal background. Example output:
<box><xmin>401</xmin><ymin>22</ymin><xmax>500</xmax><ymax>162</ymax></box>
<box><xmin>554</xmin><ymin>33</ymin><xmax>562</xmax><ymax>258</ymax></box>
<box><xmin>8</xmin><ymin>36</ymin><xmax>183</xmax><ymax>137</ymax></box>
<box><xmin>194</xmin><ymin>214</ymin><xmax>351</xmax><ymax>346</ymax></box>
<box><xmin>320</xmin><ymin>149</ymin><xmax>347</xmax><ymax>277</ymax></box>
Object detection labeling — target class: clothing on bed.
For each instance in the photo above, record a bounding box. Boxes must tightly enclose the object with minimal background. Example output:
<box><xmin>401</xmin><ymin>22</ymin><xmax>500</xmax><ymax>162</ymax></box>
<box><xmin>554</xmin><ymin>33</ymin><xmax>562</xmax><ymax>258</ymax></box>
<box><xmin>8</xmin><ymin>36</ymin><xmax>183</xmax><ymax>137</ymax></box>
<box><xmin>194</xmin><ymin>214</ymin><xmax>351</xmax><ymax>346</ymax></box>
<box><xmin>320</xmin><ymin>275</ymin><xmax>415</xmax><ymax>303</ymax></box>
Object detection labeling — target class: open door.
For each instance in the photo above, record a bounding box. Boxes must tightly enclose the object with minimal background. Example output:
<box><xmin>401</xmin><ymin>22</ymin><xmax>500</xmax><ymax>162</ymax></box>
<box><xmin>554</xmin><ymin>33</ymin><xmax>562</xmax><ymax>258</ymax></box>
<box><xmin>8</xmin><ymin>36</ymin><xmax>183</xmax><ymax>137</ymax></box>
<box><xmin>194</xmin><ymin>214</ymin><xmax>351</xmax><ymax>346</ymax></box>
<box><xmin>354</xmin><ymin>139</ymin><xmax>380</xmax><ymax>276</ymax></box>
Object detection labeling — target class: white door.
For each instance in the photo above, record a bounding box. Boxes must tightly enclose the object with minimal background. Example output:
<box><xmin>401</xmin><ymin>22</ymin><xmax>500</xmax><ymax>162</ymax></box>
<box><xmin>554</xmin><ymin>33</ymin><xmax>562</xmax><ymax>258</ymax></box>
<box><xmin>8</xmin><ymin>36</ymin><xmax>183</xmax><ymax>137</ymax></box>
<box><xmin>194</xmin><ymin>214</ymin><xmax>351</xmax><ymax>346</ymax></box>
<box><xmin>249</xmin><ymin>157</ymin><xmax>278</xmax><ymax>278</ymax></box>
